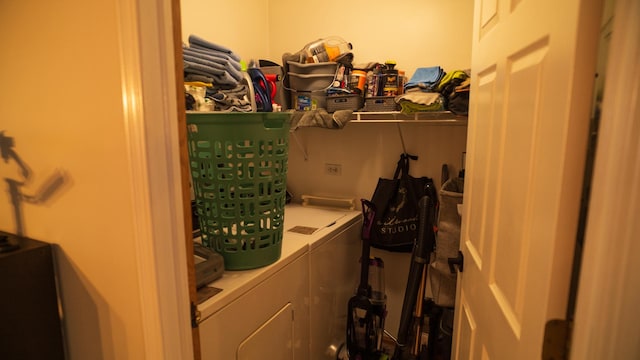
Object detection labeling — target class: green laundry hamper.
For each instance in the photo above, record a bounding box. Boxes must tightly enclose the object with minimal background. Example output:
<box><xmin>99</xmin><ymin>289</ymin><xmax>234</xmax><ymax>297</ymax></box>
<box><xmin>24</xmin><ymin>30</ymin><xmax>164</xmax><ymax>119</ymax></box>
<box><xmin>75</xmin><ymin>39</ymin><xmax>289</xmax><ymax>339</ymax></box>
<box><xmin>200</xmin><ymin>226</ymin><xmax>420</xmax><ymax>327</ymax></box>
<box><xmin>186</xmin><ymin>112</ymin><xmax>291</xmax><ymax>270</ymax></box>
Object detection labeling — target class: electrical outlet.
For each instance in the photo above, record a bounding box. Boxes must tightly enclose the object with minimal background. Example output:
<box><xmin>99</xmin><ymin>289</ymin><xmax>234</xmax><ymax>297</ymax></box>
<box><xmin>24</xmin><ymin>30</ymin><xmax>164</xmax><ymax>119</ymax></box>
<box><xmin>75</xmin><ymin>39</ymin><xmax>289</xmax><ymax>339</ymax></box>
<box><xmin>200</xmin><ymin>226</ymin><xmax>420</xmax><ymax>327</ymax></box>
<box><xmin>325</xmin><ymin>163</ymin><xmax>342</xmax><ymax>176</ymax></box>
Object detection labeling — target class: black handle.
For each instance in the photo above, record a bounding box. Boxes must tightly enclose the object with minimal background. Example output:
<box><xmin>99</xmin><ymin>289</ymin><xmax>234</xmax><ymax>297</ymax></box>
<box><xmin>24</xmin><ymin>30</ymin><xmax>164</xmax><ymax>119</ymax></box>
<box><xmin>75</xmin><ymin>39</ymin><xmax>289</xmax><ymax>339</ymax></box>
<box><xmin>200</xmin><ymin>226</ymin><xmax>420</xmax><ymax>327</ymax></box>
<box><xmin>357</xmin><ymin>199</ymin><xmax>376</xmax><ymax>297</ymax></box>
<box><xmin>448</xmin><ymin>251</ymin><xmax>464</xmax><ymax>273</ymax></box>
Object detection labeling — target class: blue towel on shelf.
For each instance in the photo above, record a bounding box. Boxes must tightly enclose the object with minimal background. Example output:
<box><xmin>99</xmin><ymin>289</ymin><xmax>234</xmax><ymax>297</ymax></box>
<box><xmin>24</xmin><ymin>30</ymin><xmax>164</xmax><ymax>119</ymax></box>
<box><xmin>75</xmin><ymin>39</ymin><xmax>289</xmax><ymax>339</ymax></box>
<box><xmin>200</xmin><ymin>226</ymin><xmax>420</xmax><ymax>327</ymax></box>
<box><xmin>183</xmin><ymin>47</ymin><xmax>243</xmax><ymax>81</ymax></box>
<box><xmin>405</xmin><ymin>66</ymin><xmax>446</xmax><ymax>91</ymax></box>
<box><xmin>183</xmin><ymin>54</ymin><xmax>226</xmax><ymax>71</ymax></box>
<box><xmin>183</xmin><ymin>47</ymin><xmax>242</xmax><ymax>71</ymax></box>
<box><xmin>184</xmin><ymin>73</ymin><xmax>215</xmax><ymax>83</ymax></box>
<box><xmin>183</xmin><ymin>60</ymin><xmax>237</xmax><ymax>86</ymax></box>
<box><xmin>183</xmin><ymin>60</ymin><xmax>225</xmax><ymax>77</ymax></box>
<box><xmin>188</xmin><ymin>34</ymin><xmax>241</xmax><ymax>62</ymax></box>
<box><xmin>183</xmin><ymin>35</ymin><xmax>245</xmax><ymax>87</ymax></box>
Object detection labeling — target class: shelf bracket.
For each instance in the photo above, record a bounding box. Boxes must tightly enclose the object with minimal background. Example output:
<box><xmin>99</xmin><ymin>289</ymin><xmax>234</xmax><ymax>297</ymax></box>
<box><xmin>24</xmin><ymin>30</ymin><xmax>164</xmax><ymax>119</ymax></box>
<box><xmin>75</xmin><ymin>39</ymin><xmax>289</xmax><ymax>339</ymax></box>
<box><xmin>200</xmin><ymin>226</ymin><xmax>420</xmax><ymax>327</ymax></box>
<box><xmin>290</xmin><ymin>130</ymin><xmax>308</xmax><ymax>161</ymax></box>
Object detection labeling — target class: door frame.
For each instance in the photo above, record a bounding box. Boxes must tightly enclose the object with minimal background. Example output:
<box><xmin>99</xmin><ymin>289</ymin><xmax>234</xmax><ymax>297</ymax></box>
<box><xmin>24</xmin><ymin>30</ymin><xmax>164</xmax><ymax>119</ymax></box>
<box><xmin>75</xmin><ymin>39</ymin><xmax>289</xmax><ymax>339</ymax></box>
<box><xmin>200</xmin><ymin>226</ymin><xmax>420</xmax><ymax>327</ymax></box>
<box><xmin>125</xmin><ymin>0</ymin><xmax>638</xmax><ymax>358</ymax></box>
<box><xmin>570</xmin><ymin>0</ymin><xmax>640</xmax><ymax>357</ymax></box>
<box><xmin>116</xmin><ymin>0</ymin><xmax>194</xmax><ymax>358</ymax></box>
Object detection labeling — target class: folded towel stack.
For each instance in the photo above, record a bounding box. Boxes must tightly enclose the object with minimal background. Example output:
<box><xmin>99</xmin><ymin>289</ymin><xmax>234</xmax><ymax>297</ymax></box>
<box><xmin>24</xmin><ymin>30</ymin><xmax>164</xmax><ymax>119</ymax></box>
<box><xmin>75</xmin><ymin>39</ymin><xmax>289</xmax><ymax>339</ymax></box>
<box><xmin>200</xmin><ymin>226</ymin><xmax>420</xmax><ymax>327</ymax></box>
<box><xmin>183</xmin><ymin>35</ymin><xmax>243</xmax><ymax>87</ymax></box>
<box><xmin>396</xmin><ymin>91</ymin><xmax>444</xmax><ymax>114</ymax></box>
<box><xmin>395</xmin><ymin>67</ymin><xmax>471</xmax><ymax>115</ymax></box>
<box><xmin>404</xmin><ymin>66</ymin><xmax>446</xmax><ymax>93</ymax></box>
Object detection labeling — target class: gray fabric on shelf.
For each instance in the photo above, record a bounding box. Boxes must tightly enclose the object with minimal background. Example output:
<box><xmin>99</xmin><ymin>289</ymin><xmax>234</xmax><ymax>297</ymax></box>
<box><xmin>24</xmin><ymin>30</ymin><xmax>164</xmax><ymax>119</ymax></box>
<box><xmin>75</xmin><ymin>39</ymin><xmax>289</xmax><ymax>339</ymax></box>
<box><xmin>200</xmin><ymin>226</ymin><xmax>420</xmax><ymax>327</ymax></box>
<box><xmin>207</xmin><ymin>84</ymin><xmax>252</xmax><ymax>112</ymax></box>
<box><xmin>184</xmin><ymin>74</ymin><xmax>215</xmax><ymax>84</ymax></box>
<box><xmin>289</xmin><ymin>109</ymin><xmax>353</xmax><ymax>130</ymax></box>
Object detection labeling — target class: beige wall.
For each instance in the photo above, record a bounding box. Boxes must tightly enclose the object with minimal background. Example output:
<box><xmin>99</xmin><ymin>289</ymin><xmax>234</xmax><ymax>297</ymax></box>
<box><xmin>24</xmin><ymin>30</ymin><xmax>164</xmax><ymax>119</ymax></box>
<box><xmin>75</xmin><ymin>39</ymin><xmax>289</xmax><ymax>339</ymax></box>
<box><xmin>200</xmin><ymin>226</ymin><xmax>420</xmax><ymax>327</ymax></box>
<box><xmin>181</xmin><ymin>0</ymin><xmax>473</xmax><ymax>337</ymax></box>
<box><xmin>0</xmin><ymin>1</ymin><xmax>146</xmax><ymax>359</ymax></box>
<box><xmin>180</xmin><ymin>0</ymin><xmax>271</xmax><ymax>64</ymax></box>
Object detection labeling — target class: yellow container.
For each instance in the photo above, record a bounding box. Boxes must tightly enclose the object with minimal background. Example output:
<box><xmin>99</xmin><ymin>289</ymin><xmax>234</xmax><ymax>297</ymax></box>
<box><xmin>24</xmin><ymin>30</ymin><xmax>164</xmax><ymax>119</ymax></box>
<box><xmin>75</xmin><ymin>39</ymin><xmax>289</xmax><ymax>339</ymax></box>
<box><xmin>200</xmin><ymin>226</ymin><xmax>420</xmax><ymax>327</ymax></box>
<box><xmin>303</xmin><ymin>36</ymin><xmax>352</xmax><ymax>63</ymax></box>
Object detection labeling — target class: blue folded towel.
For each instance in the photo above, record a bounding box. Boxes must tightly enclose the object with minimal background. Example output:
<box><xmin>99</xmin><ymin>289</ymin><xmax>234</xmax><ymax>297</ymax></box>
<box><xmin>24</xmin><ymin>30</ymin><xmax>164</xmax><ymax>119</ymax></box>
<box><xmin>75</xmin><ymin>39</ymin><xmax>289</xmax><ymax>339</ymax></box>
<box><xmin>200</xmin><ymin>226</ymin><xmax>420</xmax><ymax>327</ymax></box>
<box><xmin>188</xmin><ymin>34</ymin><xmax>241</xmax><ymax>62</ymax></box>
<box><xmin>183</xmin><ymin>47</ymin><xmax>241</xmax><ymax>71</ymax></box>
<box><xmin>185</xmin><ymin>74</ymin><xmax>214</xmax><ymax>83</ymax></box>
<box><xmin>183</xmin><ymin>60</ymin><xmax>225</xmax><ymax>77</ymax></box>
<box><xmin>405</xmin><ymin>66</ymin><xmax>445</xmax><ymax>91</ymax></box>
<box><xmin>183</xmin><ymin>60</ymin><xmax>237</xmax><ymax>86</ymax></box>
<box><xmin>183</xmin><ymin>54</ymin><xmax>226</xmax><ymax>73</ymax></box>
<box><xmin>183</xmin><ymin>47</ymin><xmax>243</xmax><ymax>81</ymax></box>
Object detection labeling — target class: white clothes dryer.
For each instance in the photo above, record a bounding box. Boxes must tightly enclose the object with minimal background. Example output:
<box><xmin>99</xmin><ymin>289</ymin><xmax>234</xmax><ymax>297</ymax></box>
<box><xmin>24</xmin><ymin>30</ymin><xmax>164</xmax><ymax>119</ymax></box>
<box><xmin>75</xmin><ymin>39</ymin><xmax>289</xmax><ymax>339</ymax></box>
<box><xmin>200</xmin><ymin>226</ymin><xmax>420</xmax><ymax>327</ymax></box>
<box><xmin>197</xmin><ymin>204</ymin><xmax>362</xmax><ymax>360</ymax></box>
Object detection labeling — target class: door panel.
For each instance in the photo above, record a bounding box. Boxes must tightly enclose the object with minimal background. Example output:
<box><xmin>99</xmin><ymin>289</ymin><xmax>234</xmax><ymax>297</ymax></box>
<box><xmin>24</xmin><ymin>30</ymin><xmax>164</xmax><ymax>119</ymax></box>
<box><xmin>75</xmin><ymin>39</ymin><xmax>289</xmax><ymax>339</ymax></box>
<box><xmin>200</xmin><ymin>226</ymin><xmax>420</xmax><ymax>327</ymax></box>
<box><xmin>467</xmin><ymin>66</ymin><xmax>496</xmax><ymax>269</ymax></box>
<box><xmin>454</xmin><ymin>0</ymin><xmax>602</xmax><ymax>358</ymax></box>
<box><xmin>490</xmin><ymin>39</ymin><xmax>549</xmax><ymax>337</ymax></box>
<box><xmin>456</xmin><ymin>291</ymin><xmax>477</xmax><ymax>360</ymax></box>
<box><xmin>237</xmin><ymin>303</ymin><xmax>294</xmax><ymax>360</ymax></box>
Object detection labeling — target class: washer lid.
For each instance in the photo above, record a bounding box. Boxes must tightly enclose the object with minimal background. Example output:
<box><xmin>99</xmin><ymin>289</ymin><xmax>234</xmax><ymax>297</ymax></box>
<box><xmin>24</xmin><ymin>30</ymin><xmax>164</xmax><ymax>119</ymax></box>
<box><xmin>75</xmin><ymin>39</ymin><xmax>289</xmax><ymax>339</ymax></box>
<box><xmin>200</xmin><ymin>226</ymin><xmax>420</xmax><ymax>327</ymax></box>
<box><xmin>284</xmin><ymin>205</ymin><xmax>350</xmax><ymax>234</ymax></box>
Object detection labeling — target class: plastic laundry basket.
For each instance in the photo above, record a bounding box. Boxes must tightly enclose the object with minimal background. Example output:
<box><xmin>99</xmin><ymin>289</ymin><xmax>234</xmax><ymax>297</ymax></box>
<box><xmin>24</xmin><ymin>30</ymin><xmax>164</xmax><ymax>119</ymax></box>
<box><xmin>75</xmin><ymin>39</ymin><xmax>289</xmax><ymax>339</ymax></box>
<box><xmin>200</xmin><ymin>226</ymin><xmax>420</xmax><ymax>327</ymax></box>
<box><xmin>186</xmin><ymin>112</ymin><xmax>291</xmax><ymax>270</ymax></box>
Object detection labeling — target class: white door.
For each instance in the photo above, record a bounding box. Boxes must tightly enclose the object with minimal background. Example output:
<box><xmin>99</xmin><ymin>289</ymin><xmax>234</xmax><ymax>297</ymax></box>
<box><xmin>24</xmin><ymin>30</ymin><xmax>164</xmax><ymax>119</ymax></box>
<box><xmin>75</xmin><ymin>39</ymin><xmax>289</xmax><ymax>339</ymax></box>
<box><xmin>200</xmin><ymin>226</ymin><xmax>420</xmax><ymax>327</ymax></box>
<box><xmin>453</xmin><ymin>0</ymin><xmax>603</xmax><ymax>358</ymax></box>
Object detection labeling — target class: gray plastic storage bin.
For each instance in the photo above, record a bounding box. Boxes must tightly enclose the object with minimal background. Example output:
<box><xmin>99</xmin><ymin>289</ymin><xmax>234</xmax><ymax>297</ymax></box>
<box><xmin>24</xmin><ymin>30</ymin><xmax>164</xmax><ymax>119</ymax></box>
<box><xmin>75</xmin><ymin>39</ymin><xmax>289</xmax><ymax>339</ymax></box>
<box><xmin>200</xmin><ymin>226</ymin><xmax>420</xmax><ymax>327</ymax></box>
<box><xmin>288</xmin><ymin>72</ymin><xmax>334</xmax><ymax>92</ymax></box>
<box><xmin>286</xmin><ymin>61</ymin><xmax>338</xmax><ymax>75</ymax></box>
<box><xmin>326</xmin><ymin>94</ymin><xmax>363</xmax><ymax>112</ymax></box>
<box><xmin>363</xmin><ymin>96</ymin><xmax>399</xmax><ymax>112</ymax></box>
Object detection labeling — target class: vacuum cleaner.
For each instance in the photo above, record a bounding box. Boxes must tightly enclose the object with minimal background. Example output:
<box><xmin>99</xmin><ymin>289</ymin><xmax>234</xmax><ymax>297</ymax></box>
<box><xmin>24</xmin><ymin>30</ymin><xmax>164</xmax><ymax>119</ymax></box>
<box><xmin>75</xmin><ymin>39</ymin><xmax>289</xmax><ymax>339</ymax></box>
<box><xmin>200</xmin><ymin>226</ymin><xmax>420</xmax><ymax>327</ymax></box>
<box><xmin>345</xmin><ymin>195</ymin><xmax>437</xmax><ymax>360</ymax></box>
<box><xmin>346</xmin><ymin>199</ymin><xmax>388</xmax><ymax>360</ymax></box>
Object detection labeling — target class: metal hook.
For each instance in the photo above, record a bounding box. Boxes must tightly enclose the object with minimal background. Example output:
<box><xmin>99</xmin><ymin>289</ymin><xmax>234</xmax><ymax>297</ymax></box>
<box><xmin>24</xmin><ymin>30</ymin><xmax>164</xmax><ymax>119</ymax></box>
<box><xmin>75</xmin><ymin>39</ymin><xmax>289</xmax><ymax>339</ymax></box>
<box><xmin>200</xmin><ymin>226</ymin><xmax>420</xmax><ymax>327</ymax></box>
<box><xmin>396</xmin><ymin>123</ymin><xmax>407</xmax><ymax>154</ymax></box>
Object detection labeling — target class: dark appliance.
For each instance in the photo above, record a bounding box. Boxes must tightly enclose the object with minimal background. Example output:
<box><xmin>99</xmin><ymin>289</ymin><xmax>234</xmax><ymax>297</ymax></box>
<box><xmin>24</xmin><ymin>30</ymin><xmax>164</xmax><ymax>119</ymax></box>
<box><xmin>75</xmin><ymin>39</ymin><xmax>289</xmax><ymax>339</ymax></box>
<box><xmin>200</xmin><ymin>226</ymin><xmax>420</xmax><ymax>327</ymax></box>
<box><xmin>0</xmin><ymin>231</ymin><xmax>65</xmax><ymax>360</ymax></box>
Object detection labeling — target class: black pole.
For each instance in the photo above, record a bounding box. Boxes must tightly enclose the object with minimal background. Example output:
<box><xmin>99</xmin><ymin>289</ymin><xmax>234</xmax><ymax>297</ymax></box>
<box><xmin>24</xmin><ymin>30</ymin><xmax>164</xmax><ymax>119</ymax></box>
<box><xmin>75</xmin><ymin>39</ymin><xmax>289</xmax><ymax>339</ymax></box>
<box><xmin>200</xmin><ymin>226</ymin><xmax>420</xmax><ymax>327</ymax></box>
<box><xmin>394</xmin><ymin>196</ymin><xmax>435</xmax><ymax>359</ymax></box>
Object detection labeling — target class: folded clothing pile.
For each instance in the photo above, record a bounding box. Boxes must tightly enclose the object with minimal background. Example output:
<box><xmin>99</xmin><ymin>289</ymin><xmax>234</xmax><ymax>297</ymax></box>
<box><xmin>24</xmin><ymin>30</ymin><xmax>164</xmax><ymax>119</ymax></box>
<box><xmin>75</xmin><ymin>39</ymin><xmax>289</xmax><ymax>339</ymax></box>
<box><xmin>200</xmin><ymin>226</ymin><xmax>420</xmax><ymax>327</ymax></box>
<box><xmin>394</xmin><ymin>66</ymin><xmax>446</xmax><ymax>114</ymax></box>
<box><xmin>184</xmin><ymin>82</ymin><xmax>252</xmax><ymax>112</ymax></box>
<box><xmin>396</xmin><ymin>91</ymin><xmax>444</xmax><ymax>114</ymax></box>
<box><xmin>445</xmin><ymin>78</ymin><xmax>470</xmax><ymax>115</ymax></box>
<box><xmin>183</xmin><ymin>34</ymin><xmax>243</xmax><ymax>87</ymax></box>
<box><xmin>395</xmin><ymin>67</ymin><xmax>470</xmax><ymax>115</ymax></box>
<box><xmin>182</xmin><ymin>35</ymin><xmax>253</xmax><ymax>112</ymax></box>
<box><xmin>206</xmin><ymin>84</ymin><xmax>253</xmax><ymax>112</ymax></box>
<box><xmin>436</xmin><ymin>70</ymin><xmax>470</xmax><ymax>115</ymax></box>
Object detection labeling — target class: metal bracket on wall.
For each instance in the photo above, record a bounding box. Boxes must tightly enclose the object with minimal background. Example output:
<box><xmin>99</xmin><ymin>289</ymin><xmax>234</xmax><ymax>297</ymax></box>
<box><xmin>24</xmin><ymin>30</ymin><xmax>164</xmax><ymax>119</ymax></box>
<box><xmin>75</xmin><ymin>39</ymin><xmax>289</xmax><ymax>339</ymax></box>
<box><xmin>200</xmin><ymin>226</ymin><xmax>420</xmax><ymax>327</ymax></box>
<box><xmin>290</xmin><ymin>131</ymin><xmax>308</xmax><ymax>161</ymax></box>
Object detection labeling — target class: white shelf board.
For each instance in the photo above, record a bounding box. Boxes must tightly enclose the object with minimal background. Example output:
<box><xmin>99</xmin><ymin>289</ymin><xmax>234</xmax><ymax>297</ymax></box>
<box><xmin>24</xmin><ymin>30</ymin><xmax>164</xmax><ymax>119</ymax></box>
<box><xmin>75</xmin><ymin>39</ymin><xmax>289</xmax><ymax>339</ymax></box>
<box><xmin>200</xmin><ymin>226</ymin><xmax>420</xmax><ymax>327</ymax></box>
<box><xmin>350</xmin><ymin>111</ymin><xmax>468</xmax><ymax>125</ymax></box>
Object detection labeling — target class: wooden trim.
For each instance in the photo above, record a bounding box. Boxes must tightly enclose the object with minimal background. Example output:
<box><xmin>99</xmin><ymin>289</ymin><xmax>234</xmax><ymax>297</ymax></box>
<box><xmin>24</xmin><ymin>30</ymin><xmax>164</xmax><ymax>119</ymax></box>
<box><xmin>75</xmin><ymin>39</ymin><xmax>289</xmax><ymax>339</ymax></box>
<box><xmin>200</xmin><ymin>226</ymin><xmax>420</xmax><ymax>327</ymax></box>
<box><xmin>115</xmin><ymin>0</ymin><xmax>164</xmax><ymax>357</ymax></box>
<box><xmin>170</xmin><ymin>0</ymin><xmax>202</xmax><ymax>357</ymax></box>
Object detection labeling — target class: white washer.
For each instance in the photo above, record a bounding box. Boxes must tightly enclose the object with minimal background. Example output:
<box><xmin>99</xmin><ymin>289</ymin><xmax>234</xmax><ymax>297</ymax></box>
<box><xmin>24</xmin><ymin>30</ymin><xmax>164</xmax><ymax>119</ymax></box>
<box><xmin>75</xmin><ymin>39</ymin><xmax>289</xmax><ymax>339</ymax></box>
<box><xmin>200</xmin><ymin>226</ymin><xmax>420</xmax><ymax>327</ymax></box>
<box><xmin>198</xmin><ymin>204</ymin><xmax>362</xmax><ymax>360</ymax></box>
